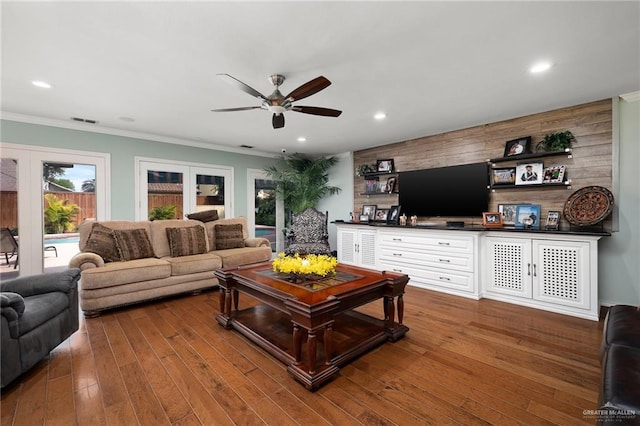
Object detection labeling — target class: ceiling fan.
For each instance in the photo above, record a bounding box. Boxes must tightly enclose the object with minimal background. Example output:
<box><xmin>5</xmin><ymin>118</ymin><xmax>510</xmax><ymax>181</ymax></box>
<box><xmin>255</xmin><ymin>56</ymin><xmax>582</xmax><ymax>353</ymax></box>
<box><xmin>211</xmin><ymin>73</ymin><xmax>342</xmax><ymax>129</ymax></box>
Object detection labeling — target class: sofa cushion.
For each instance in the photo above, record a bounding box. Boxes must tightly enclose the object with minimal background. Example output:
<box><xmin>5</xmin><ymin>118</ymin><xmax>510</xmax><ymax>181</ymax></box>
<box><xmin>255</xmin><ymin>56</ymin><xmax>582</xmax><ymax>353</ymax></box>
<box><xmin>166</xmin><ymin>226</ymin><xmax>207</xmax><ymax>257</ymax></box>
<box><xmin>113</xmin><ymin>228</ymin><xmax>155</xmax><ymax>261</ymax></box>
<box><xmin>214</xmin><ymin>224</ymin><xmax>245</xmax><ymax>250</ymax></box>
<box><xmin>84</xmin><ymin>223</ymin><xmax>121</xmax><ymax>262</ymax></box>
<box><xmin>599</xmin><ymin>344</ymin><xmax>640</xmax><ymax>412</ymax></box>
<box><xmin>165</xmin><ymin>252</ymin><xmax>223</xmax><ymax>276</ymax></box>
<box><xmin>79</xmin><ymin>220</ymin><xmax>151</xmax><ymax>252</ymax></box>
<box><xmin>186</xmin><ymin>209</ymin><xmax>219</xmax><ymax>223</ymax></box>
<box><xmin>79</xmin><ymin>257</ymin><xmax>171</xmax><ymax>289</ymax></box>
<box><xmin>214</xmin><ymin>246</ymin><xmax>272</xmax><ymax>268</ymax></box>
<box><xmin>18</xmin><ymin>292</ymin><xmax>68</xmax><ymax>336</ymax></box>
<box><xmin>150</xmin><ymin>219</ymin><xmax>208</xmax><ymax>258</ymax></box>
<box><xmin>601</xmin><ymin>305</ymin><xmax>640</xmax><ymax>357</ymax></box>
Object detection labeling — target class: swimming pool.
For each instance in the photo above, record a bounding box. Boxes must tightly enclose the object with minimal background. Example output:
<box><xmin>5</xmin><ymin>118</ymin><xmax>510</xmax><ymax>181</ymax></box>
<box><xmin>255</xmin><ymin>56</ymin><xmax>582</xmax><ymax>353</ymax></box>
<box><xmin>44</xmin><ymin>236</ymin><xmax>80</xmax><ymax>245</ymax></box>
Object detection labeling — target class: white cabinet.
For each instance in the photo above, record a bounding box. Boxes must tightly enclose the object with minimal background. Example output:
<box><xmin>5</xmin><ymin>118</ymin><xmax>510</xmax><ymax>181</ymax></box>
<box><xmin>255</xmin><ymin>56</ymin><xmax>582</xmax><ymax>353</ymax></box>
<box><xmin>483</xmin><ymin>233</ymin><xmax>600</xmax><ymax>320</ymax></box>
<box><xmin>377</xmin><ymin>230</ymin><xmax>480</xmax><ymax>299</ymax></box>
<box><xmin>336</xmin><ymin>226</ymin><xmax>377</xmax><ymax>268</ymax></box>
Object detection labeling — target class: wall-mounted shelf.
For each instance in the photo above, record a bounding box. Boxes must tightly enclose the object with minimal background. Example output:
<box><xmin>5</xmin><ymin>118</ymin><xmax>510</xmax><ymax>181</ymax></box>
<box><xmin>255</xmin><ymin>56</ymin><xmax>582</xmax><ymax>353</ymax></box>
<box><xmin>488</xmin><ymin>149</ymin><xmax>572</xmax><ymax>164</ymax></box>
<box><xmin>360</xmin><ymin>191</ymin><xmax>399</xmax><ymax>196</ymax></box>
<box><xmin>359</xmin><ymin>170</ymin><xmax>397</xmax><ymax>178</ymax></box>
<box><xmin>491</xmin><ymin>180</ymin><xmax>572</xmax><ymax>191</ymax></box>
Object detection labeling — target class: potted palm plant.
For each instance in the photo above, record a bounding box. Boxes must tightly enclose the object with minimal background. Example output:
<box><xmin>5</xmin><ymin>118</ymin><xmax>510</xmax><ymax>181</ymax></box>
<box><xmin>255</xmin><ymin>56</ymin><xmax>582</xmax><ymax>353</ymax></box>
<box><xmin>264</xmin><ymin>153</ymin><xmax>342</xmax><ymax>215</ymax></box>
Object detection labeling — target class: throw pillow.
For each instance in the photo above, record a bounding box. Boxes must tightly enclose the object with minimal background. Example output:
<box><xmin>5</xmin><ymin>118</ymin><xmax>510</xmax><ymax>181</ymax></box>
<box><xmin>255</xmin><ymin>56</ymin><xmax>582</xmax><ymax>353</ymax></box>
<box><xmin>214</xmin><ymin>224</ymin><xmax>245</xmax><ymax>250</ymax></box>
<box><xmin>166</xmin><ymin>226</ymin><xmax>207</xmax><ymax>257</ymax></box>
<box><xmin>113</xmin><ymin>228</ymin><xmax>155</xmax><ymax>261</ymax></box>
<box><xmin>84</xmin><ymin>223</ymin><xmax>121</xmax><ymax>262</ymax></box>
<box><xmin>186</xmin><ymin>210</ymin><xmax>219</xmax><ymax>223</ymax></box>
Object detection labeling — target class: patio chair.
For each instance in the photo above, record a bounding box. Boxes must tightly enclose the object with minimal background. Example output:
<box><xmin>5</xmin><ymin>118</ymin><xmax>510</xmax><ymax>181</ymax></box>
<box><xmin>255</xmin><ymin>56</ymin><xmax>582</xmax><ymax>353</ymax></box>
<box><xmin>285</xmin><ymin>207</ymin><xmax>332</xmax><ymax>256</ymax></box>
<box><xmin>0</xmin><ymin>228</ymin><xmax>18</xmax><ymax>269</ymax></box>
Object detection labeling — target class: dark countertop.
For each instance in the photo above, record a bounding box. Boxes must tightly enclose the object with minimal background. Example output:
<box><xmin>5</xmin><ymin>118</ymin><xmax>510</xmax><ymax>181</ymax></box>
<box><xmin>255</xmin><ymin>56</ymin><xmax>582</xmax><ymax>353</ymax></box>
<box><xmin>332</xmin><ymin>221</ymin><xmax>611</xmax><ymax>237</ymax></box>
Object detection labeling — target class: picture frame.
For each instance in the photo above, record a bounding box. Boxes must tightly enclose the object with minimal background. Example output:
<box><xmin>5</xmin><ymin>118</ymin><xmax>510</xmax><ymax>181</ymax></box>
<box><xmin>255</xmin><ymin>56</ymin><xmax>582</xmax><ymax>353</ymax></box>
<box><xmin>542</xmin><ymin>165</ymin><xmax>566</xmax><ymax>183</ymax></box>
<box><xmin>388</xmin><ymin>205</ymin><xmax>401</xmax><ymax>224</ymax></box>
<box><xmin>546</xmin><ymin>210</ymin><xmax>560</xmax><ymax>230</ymax></box>
<box><xmin>377</xmin><ymin>181</ymin><xmax>389</xmax><ymax>193</ymax></box>
<box><xmin>386</xmin><ymin>176</ymin><xmax>397</xmax><ymax>193</ymax></box>
<box><xmin>491</xmin><ymin>167</ymin><xmax>516</xmax><ymax>186</ymax></box>
<box><xmin>374</xmin><ymin>208</ymin><xmax>389</xmax><ymax>222</ymax></box>
<box><xmin>376</xmin><ymin>159</ymin><xmax>394</xmax><ymax>173</ymax></box>
<box><xmin>498</xmin><ymin>203</ymin><xmax>519</xmax><ymax>226</ymax></box>
<box><xmin>503</xmin><ymin>136</ymin><xmax>531</xmax><ymax>157</ymax></box>
<box><xmin>360</xmin><ymin>214</ymin><xmax>369</xmax><ymax>223</ymax></box>
<box><xmin>364</xmin><ymin>179</ymin><xmax>378</xmax><ymax>193</ymax></box>
<box><xmin>504</xmin><ymin>136</ymin><xmax>531</xmax><ymax>157</ymax></box>
<box><xmin>515</xmin><ymin>162</ymin><xmax>544</xmax><ymax>185</ymax></box>
<box><xmin>482</xmin><ymin>212</ymin><xmax>503</xmax><ymax>228</ymax></box>
<box><xmin>515</xmin><ymin>204</ymin><xmax>541</xmax><ymax>229</ymax></box>
<box><xmin>362</xmin><ymin>205</ymin><xmax>377</xmax><ymax>218</ymax></box>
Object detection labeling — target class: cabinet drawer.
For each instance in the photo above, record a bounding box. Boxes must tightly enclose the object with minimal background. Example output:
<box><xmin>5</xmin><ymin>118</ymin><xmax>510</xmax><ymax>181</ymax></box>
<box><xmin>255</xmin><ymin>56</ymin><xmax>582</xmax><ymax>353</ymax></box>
<box><xmin>379</xmin><ymin>247</ymin><xmax>474</xmax><ymax>272</ymax></box>
<box><xmin>379</xmin><ymin>232</ymin><xmax>473</xmax><ymax>253</ymax></box>
<box><xmin>379</xmin><ymin>261</ymin><xmax>474</xmax><ymax>292</ymax></box>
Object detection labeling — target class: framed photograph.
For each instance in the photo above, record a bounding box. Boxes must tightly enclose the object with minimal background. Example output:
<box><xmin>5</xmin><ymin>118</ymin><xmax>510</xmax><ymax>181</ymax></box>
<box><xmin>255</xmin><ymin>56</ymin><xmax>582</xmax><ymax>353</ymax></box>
<box><xmin>364</xmin><ymin>179</ymin><xmax>378</xmax><ymax>193</ymax></box>
<box><xmin>374</xmin><ymin>208</ymin><xmax>389</xmax><ymax>222</ymax></box>
<box><xmin>360</xmin><ymin>214</ymin><xmax>369</xmax><ymax>223</ymax></box>
<box><xmin>503</xmin><ymin>136</ymin><xmax>531</xmax><ymax>157</ymax></box>
<box><xmin>386</xmin><ymin>176</ymin><xmax>397</xmax><ymax>193</ymax></box>
<box><xmin>546</xmin><ymin>211</ymin><xmax>560</xmax><ymax>230</ymax></box>
<box><xmin>482</xmin><ymin>212</ymin><xmax>503</xmax><ymax>228</ymax></box>
<box><xmin>388</xmin><ymin>205</ymin><xmax>401</xmax><ymax>224</ymax></box>
<box><xmin>362</xmin><ymin>205</ymin><xmax>377</xmax><ymax>218</ymax></box>
<box><xmin>515</xmin><ymin>162</ymin><xmax>544</xmax><ymax>185</ymax></box>
<box><xmin>542</xmin><ymin>165</ymin><xmax>566</xmax><ymax>183</ymax></box>
<box><xmin>515</xmin><ymin>204</ymin><xmax>541</xmax><ymax>229</ymax></box>
<box><xmin>491</xmin><ymin>167</ymin><xmax>516</xmax><ymax>186</ymax></box>
<box><xmin>498</xmin><ymin>204</ymin><xmax>519</xmax><ymax>226</ymax></box>
<box><xmin>376</xmin><ymin>159</ymin><xmax>394</xmax><ymax>173</ymax></box>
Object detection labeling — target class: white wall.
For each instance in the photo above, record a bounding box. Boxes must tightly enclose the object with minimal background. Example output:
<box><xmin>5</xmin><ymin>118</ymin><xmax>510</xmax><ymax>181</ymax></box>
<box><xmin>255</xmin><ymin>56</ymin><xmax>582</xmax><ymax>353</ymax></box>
<box><xmin>599</xmin><ymin>96</ymin><xmax>640</xmax><ymax>305</ymax></box>
<box><xmin>317</xmin><ymin>152</ymin><xmax>354</xmax><ymax>253</ymax></box>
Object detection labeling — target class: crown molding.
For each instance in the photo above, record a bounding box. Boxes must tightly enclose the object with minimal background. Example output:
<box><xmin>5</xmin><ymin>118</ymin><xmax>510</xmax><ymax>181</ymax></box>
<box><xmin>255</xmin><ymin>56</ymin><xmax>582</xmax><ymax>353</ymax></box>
<box><xmin>0</xmin><ymin>111</ymin><xmax>278</xmax><ymax>158</ymax></box>
<box><xmin>620</xmin><ymin>91</ymin><xmax>640</xmax><ymax>102</ymax></box>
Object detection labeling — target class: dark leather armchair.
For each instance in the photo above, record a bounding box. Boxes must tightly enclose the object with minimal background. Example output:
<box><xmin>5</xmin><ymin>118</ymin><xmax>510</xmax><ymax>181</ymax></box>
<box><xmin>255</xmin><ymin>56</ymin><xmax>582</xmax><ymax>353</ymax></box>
<box><xmin>1</xmin><ymin>269</ymin><xmax>80</xmax><ymax>388</ymax></box>
<box><xmin>285</xmin><ymin>207</ymin><xmax>332</xmax><ymax>256</ymax></box>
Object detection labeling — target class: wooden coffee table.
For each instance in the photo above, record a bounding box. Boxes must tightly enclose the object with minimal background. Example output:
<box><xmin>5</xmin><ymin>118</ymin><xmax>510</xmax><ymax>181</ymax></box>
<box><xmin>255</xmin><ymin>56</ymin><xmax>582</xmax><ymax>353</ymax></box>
<box><xmin>215</xmin><ymin>262</ymin><xmax>409</xmax><ymax>390</ymax></box>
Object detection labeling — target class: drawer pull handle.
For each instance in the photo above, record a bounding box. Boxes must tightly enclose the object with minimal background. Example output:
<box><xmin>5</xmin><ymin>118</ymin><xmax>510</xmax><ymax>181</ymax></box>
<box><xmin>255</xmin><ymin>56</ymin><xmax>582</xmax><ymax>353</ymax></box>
<box><xmin>393</xmin><ymin>253</ymin><xmax>402</xmax><ymax>257</ymax></box>
<box><xmin>439</xmin><ymin>259</ymin><xmax>450</xmax><ymax>263</ymax></box>
<box><xmin>392</xmin><ymin>238</ymin><xmax>402</xmax><ymax>242</ymax></box>
<box><xmin>527</xmin><ymin>263</ymin><xmax>531</xmax><ymax>276</ymax></box>
<box><xmin>438</xmin><ymin>242</ymin><xmax>450</xmax><ymax>246</ymax></box>
<box><xmin>393</xmin><ymin>268</ymin><xmax>403</xmax><ymax>272</ymax></box>
<box><xmin>439</xmin><ymin>276</ymin><xmax>451</xmax><ymax>281</ymax></box>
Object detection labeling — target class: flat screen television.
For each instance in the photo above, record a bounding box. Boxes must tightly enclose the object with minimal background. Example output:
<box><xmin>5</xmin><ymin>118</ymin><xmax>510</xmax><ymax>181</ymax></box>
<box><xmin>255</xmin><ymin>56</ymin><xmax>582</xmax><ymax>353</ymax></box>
<box><xmin>398</xmin><ymin>162</ymin><xmax>489</xmax><ymax>217</ymax></box>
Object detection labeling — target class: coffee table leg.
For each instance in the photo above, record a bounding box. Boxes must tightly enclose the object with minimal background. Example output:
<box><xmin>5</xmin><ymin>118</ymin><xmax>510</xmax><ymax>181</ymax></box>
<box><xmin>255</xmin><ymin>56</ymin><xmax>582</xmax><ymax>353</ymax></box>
<box><xmin>308</xmin><ymin>330</ymin><xmax>317</xmax><ymax>374</ymax></box>
<box><xmin>232</xmin><ymin>288</ymin><xmax>239</xmax><ymax>311</ymax></box>
<box><xmin>324</xmin><ymin>323</ymin><xmax>333</xmax><ymax>365</ymax></box>
<box><xmin>293</xmin><ymin>323</ymin><xmax>302</xmax><ymax>365</ymax></box>
<box><xmin>224</xmin><ymin>287</ymin><xmax>232</xmax><ymax>317</ymax></box>
<box><xmin>385</xmin><ymin>296</ymin><xmax>396</xmax><ymax>327</ymax></box>
<box><xmin>219</xmin><ymin>287</ymin><xmax>225</xmax><ymax>313</ymax></box>
<box><xmin>397</xmin><ymin>294</ymin><xmax>404</xmax><ymax>324</ymax></box>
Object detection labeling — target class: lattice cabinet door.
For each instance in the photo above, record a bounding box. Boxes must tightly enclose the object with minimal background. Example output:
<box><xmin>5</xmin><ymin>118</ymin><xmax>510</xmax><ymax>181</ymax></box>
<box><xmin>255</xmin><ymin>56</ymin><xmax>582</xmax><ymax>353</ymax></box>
<box><xmin>337</xmin><ymin>227</ymin><xmax>357</xmax><ymax>265</ymax></box>
<box><xmin>532</xmin><ymin>240</ymin><xmax>591</xmax><ymax>310</ymax></box>
<box><xmin>485</xmin><ymin>237</ymin><xmax>532</xmax><ymax>298</ymax></box>
<box><xmin>358</xmin><ymin>229</ymin><xmax>378</xmax><ymax>268</ymax></box>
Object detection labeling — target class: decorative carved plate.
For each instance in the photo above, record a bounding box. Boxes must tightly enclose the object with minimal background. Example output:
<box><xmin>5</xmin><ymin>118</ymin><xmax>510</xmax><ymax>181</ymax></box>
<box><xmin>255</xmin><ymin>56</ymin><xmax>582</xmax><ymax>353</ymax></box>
<box><xmin>563</xmin><ymin>186</ymin><xmax>614</xmax><ymax>226</ymax></box>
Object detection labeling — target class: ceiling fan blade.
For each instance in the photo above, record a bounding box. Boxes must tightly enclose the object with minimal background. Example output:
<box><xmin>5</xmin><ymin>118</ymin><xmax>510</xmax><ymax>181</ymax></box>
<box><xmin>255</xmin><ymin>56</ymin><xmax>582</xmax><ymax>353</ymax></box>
<box><xmin>292</xmin><ymin>106</ymin><xmax>342</xmax><ymax>117</ymax></box>
<box><xmin>211</xmin><ymin>106</ymin><xmax>263</xmax><ymax>112</ymax></box>
<box><xmin>272</xmin><ymin>113</ymin><xmax>285</xmax><ymax>129</ymax></box>
<box><xmin>217</xmin><ymin>73</ymin><xmax>268</xmax><ymax>101</ymax></box>
<box><xmin>285</xmin><ymin>76</ymin><xmax>331</xmax><ymax>102</ymax></box>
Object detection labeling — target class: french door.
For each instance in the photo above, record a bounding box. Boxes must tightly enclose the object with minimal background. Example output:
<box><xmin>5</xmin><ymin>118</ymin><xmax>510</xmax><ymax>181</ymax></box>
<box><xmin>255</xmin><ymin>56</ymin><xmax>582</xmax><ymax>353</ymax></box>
<box><xmin>0</xmin><ymin>143</ymin><xmax>109</xmax><ymax>278</ymax></box>
<box><xmin>136</xmin><ymin>158</ymin><xmax>233</xmax><ymax>221</ymax></box>
<box><xmin>247</xmin><ymin>169</ymin><xmax>282</xmax><ymax>253</ymax></box>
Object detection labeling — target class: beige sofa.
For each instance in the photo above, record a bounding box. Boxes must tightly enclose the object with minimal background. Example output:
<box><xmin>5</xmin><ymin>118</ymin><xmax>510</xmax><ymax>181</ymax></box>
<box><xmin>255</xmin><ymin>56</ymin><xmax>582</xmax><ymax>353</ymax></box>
<box><xmin>68</xmin><ymin>217</ymin><xmax>272</xmax><ymax>317</ymax></box>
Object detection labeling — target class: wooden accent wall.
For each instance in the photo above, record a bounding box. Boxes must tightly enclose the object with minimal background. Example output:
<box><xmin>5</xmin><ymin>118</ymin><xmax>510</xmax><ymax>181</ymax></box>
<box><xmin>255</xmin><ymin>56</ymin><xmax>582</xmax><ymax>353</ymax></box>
<box><xmin>353</xmin><ymin>99</ymin><xmax>612</xmax><ymax>228</ymax></box>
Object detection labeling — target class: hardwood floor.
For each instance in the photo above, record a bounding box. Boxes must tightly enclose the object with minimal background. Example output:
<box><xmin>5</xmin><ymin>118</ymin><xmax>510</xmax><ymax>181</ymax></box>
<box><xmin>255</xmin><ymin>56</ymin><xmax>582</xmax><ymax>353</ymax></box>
<box><xmin>1</xmin><ymin>286</ymin><xmax>603</xmax><ymax>425</ymax></box>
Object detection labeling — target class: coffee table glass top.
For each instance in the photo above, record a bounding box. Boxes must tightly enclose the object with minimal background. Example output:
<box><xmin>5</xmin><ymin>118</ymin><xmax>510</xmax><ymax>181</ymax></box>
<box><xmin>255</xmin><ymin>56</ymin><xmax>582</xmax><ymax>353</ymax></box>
<box><xmin>256</xmin><ymin>269</ymin><xmax>363</xmax><ymax>291</ymax></box>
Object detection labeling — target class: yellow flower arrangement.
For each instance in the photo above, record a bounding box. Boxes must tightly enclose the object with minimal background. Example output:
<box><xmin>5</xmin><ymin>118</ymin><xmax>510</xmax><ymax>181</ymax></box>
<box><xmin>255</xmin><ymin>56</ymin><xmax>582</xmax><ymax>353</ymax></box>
<box><xmin>272</xmin><ymin>252</ymin><xmax>338</xmax><ymax>278</ymax></box>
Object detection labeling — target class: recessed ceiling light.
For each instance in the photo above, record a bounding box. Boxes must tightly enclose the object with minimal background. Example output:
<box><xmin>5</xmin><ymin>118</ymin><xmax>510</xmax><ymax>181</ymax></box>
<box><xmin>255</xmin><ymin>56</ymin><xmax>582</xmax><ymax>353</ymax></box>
<box><xmin>374</xmin><ymin>112</ymin><xmax>387</xmax><ymax>120</ymax></box>
<box><xmin>530</xmin><ymin>61</ymin><xmax>552</xmax><ymax>74</ymax></box>
<box><xmin>297</xmin><ymin>137</ymin><xmax>306</xmax><ymax>143</ymax></box>
<box><xmin>31</xmin><ymin>80</ymin><xmax>52</xmax><ymax>89</ymax></box>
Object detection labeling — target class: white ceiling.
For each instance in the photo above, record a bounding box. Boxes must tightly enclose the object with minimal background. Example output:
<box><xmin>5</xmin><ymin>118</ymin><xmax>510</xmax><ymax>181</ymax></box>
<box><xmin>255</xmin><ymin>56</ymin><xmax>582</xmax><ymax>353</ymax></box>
<box><xmin>2</xmin><ymin>1</ymin><xmax>638</xmax><ymax>157</ymax></box>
